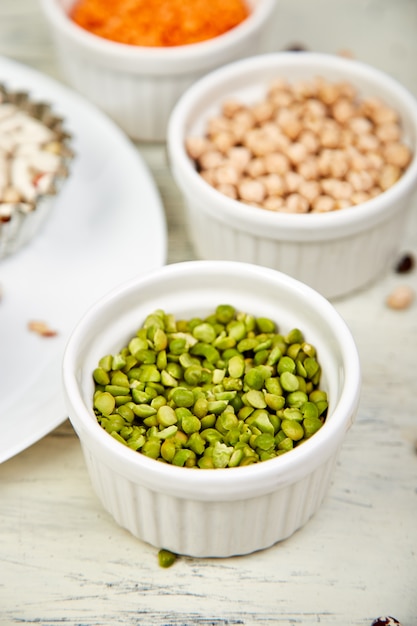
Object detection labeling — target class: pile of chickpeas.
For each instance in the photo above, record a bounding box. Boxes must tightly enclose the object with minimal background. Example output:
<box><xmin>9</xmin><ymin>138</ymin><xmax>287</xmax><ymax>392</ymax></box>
<box><xmin>185</xmin><ymin>76</ymin><xmax>412</xmax><ymax>213</ymax></box>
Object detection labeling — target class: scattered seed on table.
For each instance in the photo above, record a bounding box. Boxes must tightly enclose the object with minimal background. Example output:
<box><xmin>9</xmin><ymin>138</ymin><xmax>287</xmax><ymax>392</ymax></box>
<box><xmin>158</xmin><ymin>549</ymin><xmax>178</xmax><ymax>568</ymax></box>
<box><xmin>394</xmin><ymin>252</ymin><xmax>415</xmax><ymax>274</ymax></box>
<box><xmin>385</xmin><ymin>285</ymin><xmax>415</xmax><ymax>310</ymax></box>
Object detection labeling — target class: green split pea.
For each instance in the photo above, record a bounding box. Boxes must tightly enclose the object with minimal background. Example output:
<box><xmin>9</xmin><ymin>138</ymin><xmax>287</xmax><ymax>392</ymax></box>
<box><xmin>92</xmin><ymin>305</ymin><xmax>327</xmax><ymax>469</ymax></box>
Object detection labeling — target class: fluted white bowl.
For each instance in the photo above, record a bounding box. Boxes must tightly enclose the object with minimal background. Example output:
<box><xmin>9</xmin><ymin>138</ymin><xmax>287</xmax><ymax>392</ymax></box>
<box><xmin>40</xmin><ymin>0</ymin><xmax>276</xmax><ymax>141</ymax></box>
<box><xmin>63</xmin><ymin>260</ymin><xmax>361</xmax><ymax>558</ymax></box>
<box><xmin>167</xmin><ymin>52</ymin><xmax>417</xmax><ymax>299</ymax></box>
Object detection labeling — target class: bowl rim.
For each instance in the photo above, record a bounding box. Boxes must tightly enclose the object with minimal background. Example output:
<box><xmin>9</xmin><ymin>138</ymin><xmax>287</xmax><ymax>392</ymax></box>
<box><xmin>40</xmin><ymin>0</ymin><xmax>276</xmax><ymax>70</ymax></box>
<box><xmin>62</xmin><ymin>260</ymin><xmax>361</xmax><ymax>501</ymax></box>
<box><xmin>167</xmin><ymin>51</ymin><xmax>417</xmax><ymax>241</ymax></box>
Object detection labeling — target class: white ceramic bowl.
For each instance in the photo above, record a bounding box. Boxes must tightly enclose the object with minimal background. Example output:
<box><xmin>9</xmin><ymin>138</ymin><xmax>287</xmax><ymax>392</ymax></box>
<box><xmin>63</xmin><ymin>260</ymin><xmax>361</xmax><ymax>558</ymax></box>
<box><xmin>167</xmin><ymin>52</ymin><xmax>417</xmax><ymax>299</ymax></box>
<box><xmin>39</xmin><ymin>0</ymin><xmax>276</xmax><ymax>141</ymax></box>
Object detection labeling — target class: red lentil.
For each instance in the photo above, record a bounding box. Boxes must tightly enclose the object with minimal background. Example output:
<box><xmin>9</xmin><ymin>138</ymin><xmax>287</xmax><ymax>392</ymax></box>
<box><xmin>70</xmin><ymin>0</ymin><xmax>250</xmax><ymax>47</ymax></box>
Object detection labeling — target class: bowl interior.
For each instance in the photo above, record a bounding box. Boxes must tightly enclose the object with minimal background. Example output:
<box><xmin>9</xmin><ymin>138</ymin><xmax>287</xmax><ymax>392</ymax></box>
<box><xmin>64</xmin><ymin>261</ymin><xmax>361</xmax><ymax>499</ymax></box>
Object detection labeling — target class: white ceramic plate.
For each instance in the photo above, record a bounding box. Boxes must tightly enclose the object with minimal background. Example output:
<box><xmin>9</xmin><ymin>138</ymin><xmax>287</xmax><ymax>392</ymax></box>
<box><xmin>0</xmin><ymin>56</ymin><xmax>167</xmax><ymax>463</ymax></box>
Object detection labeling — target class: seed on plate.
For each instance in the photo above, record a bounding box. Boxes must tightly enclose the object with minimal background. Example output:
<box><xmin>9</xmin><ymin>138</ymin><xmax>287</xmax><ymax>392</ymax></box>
<box><xmin>28</xmin><ymin>320</ymin><xmax>58</xmax><ymax>337</ymax></box>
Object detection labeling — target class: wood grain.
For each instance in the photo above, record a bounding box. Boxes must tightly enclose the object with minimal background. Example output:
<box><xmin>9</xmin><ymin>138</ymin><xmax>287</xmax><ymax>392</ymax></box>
<box><xmin>0</xmin><ymin>1</ymin><xmax>416</xmax><ymax>624</ymax></box>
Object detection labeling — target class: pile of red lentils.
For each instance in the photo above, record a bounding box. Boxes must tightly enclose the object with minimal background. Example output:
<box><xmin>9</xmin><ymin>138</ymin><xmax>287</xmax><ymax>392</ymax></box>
<box><xmin>185</xmin><ymin>76</ymin><xmax>412</xmax><ymax>213</ymax></box>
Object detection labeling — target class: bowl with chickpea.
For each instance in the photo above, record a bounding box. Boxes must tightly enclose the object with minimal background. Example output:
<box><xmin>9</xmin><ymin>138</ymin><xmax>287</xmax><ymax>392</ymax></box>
<box><xmin>167</xmin><ymin>52</ymin><xmax>417</xmax><ymax>299</ymax></box>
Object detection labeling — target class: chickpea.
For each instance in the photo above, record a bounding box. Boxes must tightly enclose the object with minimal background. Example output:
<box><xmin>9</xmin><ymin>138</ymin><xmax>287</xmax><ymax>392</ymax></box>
<box><xmin>367</xmin><ymin>151</ymin><xmax>385</xmax><ymax>171</ymax></box>
<box><xmin>297</xmin><ymin>156</ymin><xmax>320</xmax><ymax>180</ymax></box>
<box><xmin>351</xmin><ymin>191</ymin><xmax>371</xmax><ymax>205</ymax></box>
<box><xmin>355</xmin><ymin>133</ymin><xmax>380</xmax><ymax>153</ymax></box>
<box><xmin>215</xmin><ymin>183</ymin><xmax>238</xmax><ymax>200</ymax></box>
<box><xmin>317</xmin><ymin>80</ymin><xmax>340</xmax><ymax>106</ymax></box>
<box><xmin>386</xmin><ymin>285</ymin><xmax>414</xmax><ymax>310</ymax></box>
<box><xmin>245</xmin><ymin>157</ymin><xmax>267</xmax><ymax>178</ymax></box>
<box><xmin>287</xmin><ymin>142</ymin><xmax>308</xmax><ymax>166</ymax></box>
<box><xmin>303</xmin><ymin>98</ymin><xmax>327</xmax><ymax>119</ymax></box>
<box><xmin>261</xmin><ymin>173</ymin><xmax>285</xmax><ymax>196</ymax></box>
<box><xmin>238</xmin><ymin>178</ymin><xmax>266</xmax><ymax>204</ymax></box>
<box><xmin>200</xmin><ymin>169</ymin><xmax>217</xmax><ymax>186</ymax></box>
<box><xmin>283</xmin><ymin>193</ymin><xmax>309</xmax><ymax>213</ymax></box>
<box><xmin>269</xmin><ymin>90</ymin><xmax>294</xmax><ymax>108</ymax></box>
<box><xmin>345</xmin><ymin>146</ymin><xmax>370</xmax><ymax>172</ymax></box>
<box><xmin>211</xmin><ymin>131</ymin><xmax>236</xmax><ymax>153</ymax></box>
<box><xmin>379</xmin><ymin>164</ymin><xmax>402</xmax><ymax>190</ymax></box>
<box><xmin>264</xmin><ymin>152</ymin><xmax>290</xmax><ymax>175</ymax></box>
<box><xmin>349</xmin><ymin>116</ymin><xmax>373</xmax><ymax>135</ymax></box>
<box><xmin>375</xmin><ymin>122</ymin><xmax>401</xmax><ymax>143</ymax></box>
<box><xmin>332</xmin><ymin>98</ymin><xmax>356</xmax><ymax>124</ymax></box>
<box><xmin>268</xmin><ymin>77</ymin><xmax>291</xmax><ymax>94</ymax></box>
<box><xmin>244</xmin><ymin>128</ymin><xmax>279</xmax><ymax>157</ymax></box>
<box><xmin>207</xmin><ymin>116</ymin><xmax>231</xmax><ymax>136</ymax></box>
<box><xmin>346</xmin><ymin>170</ymin><xmax>374</xmax><ymax>192</ymax></box>
<box><xmin>321</xmin><ymin>178</ymin><xmax>353</xmax><ymax>200</ymax></box>
<box><xmin>263</xmin><ymin>195</ymin><xmax>285</xmax><ymax>211</ymax></box>
<box><xmin>302</xmin><ymin>115</ymin><xmax>325</xmax><ymax>135</ymax></box>
<box><xmin>319</xmin><ymin>119</ymin><xmax>341</xmax><ymax>149</ymax></box>
<box><xmin>284</xmin><ymin>171</ymin><xmax>303</xmax><ymax>193</ymax></box>
<box><xmin>185</xmin><ymin>136</ymin><xmax>213</xmax><ymax>160</ymax></box>
<box><xmin>298</xmin><ymin>179</ymin><xmax>321</xmax><ymax>203</ymax></box>
<box><xmin>214</xmin><ymin>165</ymin><xmax>240</xmax><ymax>186</ymax></box>
<box><xmin>222</xmin><ymin>99</ymin><xmax>244</xmax><ymax>118</ymax></box>
<box><xmin>292</xmin><ymin>79</ymin><xmax>318</xmax><ymax>100</ymax></box>
<box><xmin>198</xmin><ymin>150</ymin><xmax>224</xmax><ymax>170</ymax></box>
<box><xmin>371</xmin><ymin>105</ymin><xmax>399</xmax><ymax>125</ymax></box>
<box><xmin>227</xmin><ymin>146</ymin><xmax>252</xmax><ymax>172</ymax></box>
<box><xmin>311</xmin><ymin>195</ymin><xmax>336</xmax><ymax>212</ymax></box>
<box><xmin>317</xmin><ymin>149</ymin><xmax>335</xmax><ymax>177</ymax></box>
<box><xmin>298</xmin><ymin>130</ymin><xmax>320</xmax><ymax>154</ymax></box>
<box><xmin>328</xmin><ymin>151</ymin><xmax>349</xmax><ymax>179</ymax></box>
<box><xmin>336</xmin><ymin>199</ymin><xmax>352</xmax><ymax>210</ymax></box>
<box><xmin>251</xmin><ymin>100</ymin><xmax>275</xmax><ymax>124</ymax></box>
<box><xmin>383</xmin><ymin>142</ymin><xmax>412</xmax><ymax>168</ymax></box>
<box><xmin>276</xmin><ymin>109</ymin><xmax>302</xmax><ymax>140</ymax></box>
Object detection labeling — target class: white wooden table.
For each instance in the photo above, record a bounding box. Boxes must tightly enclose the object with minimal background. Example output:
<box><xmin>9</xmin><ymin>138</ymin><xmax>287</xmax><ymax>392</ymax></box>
<box><xmin>1</xmin><ymin>2</ymin><xmax>416</xmax><ymax>624</ymax></box>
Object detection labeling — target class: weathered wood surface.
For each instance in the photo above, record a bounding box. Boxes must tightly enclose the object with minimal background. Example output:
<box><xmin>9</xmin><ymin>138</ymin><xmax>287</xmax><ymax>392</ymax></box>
<box><xmin>1</xmin><ymin>1</ymin><xmax>416</xmax><ymax>624</ymax></box>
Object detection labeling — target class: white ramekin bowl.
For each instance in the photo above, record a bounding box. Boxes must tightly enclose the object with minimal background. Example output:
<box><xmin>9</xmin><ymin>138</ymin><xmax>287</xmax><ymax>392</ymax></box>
<box><xmin>62</xmin><ymin>260</ymin><xmax>361</xmax><ymax>558</ymax></box>
<box><xmin>167</xmin><ymin>52</ymin><xmax>417</xmax><ymax>299</ymax></box>
<box><xmin>39</xmin><ymin>0</ymin><xmax>276</xmax><ymax>141</ymax></box>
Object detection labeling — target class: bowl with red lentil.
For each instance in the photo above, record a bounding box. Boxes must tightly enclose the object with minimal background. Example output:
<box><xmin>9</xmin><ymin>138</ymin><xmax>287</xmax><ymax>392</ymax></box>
<box><xmin>63</xmin><ymin>260</ymin><xmax>361</xmax><ymax>557</ymax></box>
<box><xmin>167</xmin><ymin>52</ymin><xmax>417</xmax><ymax>299</ymax></box>
<box><xmin>39</xmin><ymin>0</ymin><xmax>276</xmax><ymax>141</ymax></box>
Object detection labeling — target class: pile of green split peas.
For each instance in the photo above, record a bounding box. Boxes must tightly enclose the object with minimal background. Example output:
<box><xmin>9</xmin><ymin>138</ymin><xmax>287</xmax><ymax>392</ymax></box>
<box><xmin>92</xmin><ymin>305</ymin><xmax>328</xmax><ymax>469</ymax></box>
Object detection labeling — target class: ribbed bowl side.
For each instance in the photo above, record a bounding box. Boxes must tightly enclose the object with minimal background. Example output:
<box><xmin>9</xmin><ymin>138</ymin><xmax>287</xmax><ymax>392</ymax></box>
<box><xmin>55</xmin><ymin>52</ymin><xmax>199</xmax><ymax>141</ymax></box>
<box><xmin>185</xmin><ymin>197</ymin><xmax>412</xmax><ymax>299</ymax></box>
<box><xmin>81</xmin><ymin>442</ymin><xmax>340</xmax><ymax>558</ymax></box>
<box><xmin>51</xmin><ymin>35</ymin><xmax>271</xmax><ymax>142</ymax></box>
